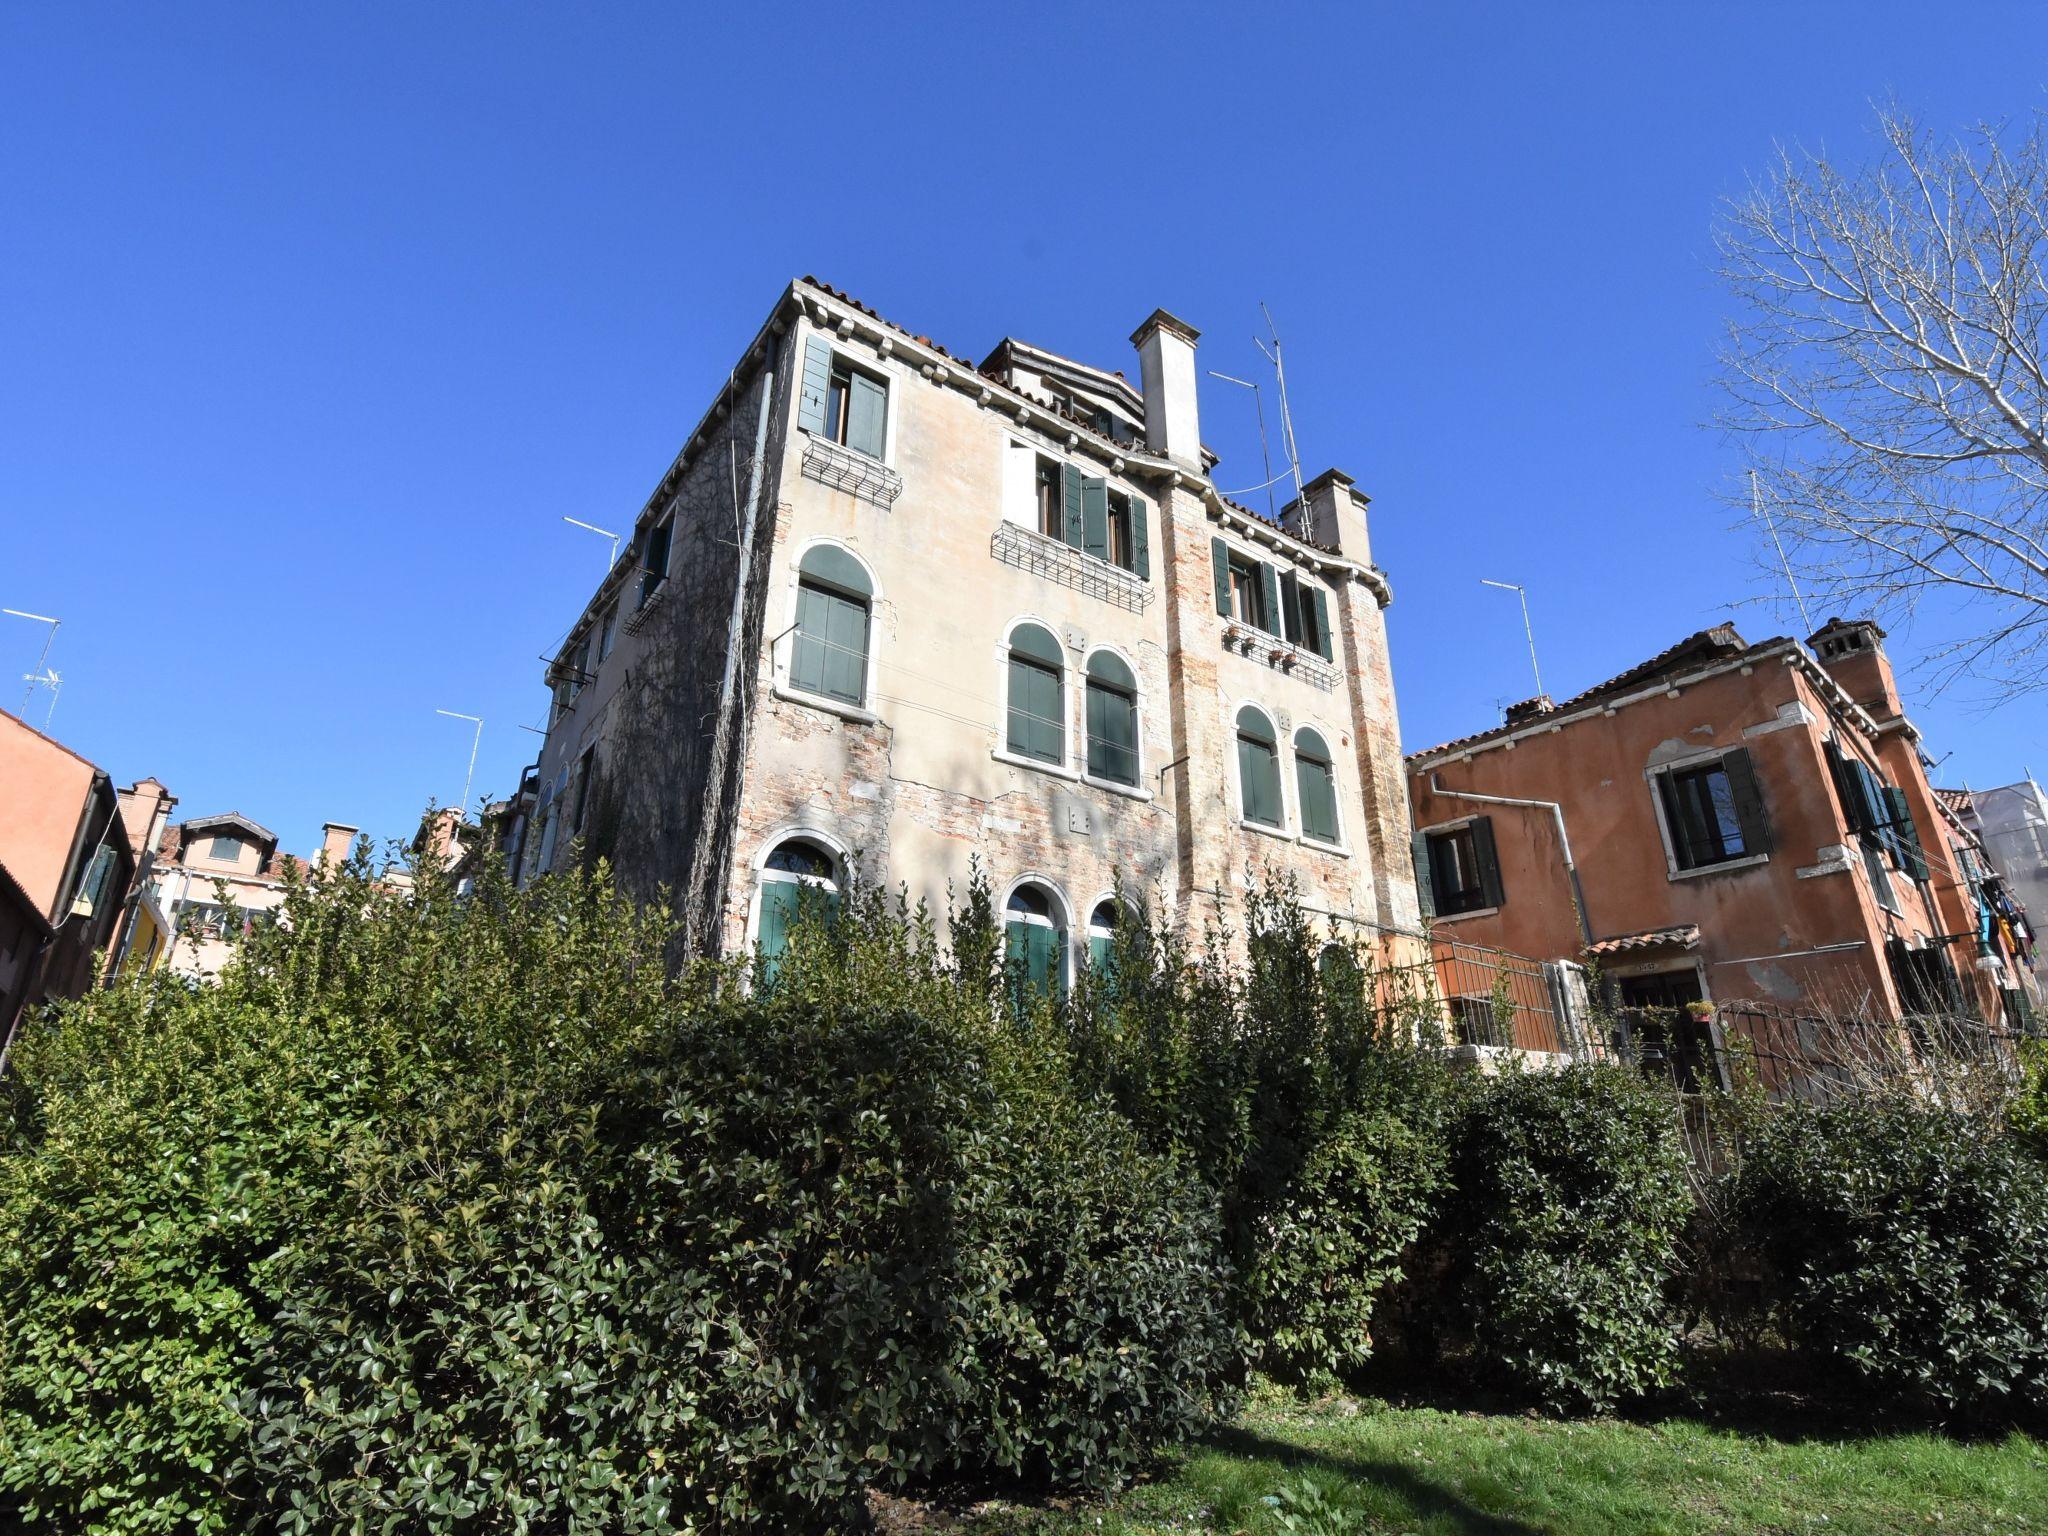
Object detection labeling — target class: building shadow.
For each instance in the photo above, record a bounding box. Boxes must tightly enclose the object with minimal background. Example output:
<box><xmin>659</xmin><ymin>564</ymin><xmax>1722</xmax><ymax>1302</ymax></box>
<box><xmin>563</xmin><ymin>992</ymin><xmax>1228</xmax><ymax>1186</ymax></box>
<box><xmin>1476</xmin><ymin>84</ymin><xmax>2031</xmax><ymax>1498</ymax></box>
<box><xmin>1206</xmin><ymin>1424</ymin><xmax>1545</xmax><ymax>1536</ymax></box>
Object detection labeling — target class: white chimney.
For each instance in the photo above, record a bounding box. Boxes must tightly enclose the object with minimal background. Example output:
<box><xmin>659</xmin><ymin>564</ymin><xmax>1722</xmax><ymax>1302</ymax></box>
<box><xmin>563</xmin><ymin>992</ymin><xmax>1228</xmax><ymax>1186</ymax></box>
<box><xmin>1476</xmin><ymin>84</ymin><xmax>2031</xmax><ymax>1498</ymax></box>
<box><xmin>1131</xmin><ymin>308</ymin><xmax>1202</xmax><ymax>471</ymax></box>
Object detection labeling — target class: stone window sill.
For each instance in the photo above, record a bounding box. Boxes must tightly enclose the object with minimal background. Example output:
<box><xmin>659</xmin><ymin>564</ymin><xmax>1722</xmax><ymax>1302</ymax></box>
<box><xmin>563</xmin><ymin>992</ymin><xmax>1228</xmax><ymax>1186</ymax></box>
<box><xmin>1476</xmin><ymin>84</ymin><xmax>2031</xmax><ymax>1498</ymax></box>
<box><xmin>772</xmin><ymin>680</ymin><xmax>880</xmax><ymax>726</ymax></box>
<box><xmin>1667</xmin><ymin>853</ymin><xmax>1769</xmax><ymax>882</ymax></box>
<box><xmin>1081</xmin><ymin>772</ymin><xmax>1154</xmax><ymax>803</ymax></box>
<box><xmin>1430</xmin><ymin>905</ymin><xmax>1501</xmax><ymax>925</ymax></box>
<box><xmin>992</xmin><ymin>746</ymin><xmax>1080</xmax><ymax>782</ymax></box>
<box><xmin>1300</xmin><ymin>835</ymin><xmax>1350</xmax><ymax>859</ymax></box>
<box><xmin>1239</xmin><ymin>817</ymin><xmax>1293</xmax><ymax>842</ymax></box>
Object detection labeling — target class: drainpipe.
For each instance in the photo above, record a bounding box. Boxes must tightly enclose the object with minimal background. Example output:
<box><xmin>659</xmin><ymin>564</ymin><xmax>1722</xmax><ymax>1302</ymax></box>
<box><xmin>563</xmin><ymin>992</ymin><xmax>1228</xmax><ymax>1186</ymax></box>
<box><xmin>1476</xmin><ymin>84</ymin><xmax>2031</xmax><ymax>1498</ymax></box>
<box><xmin>1428</xmin><ymin>771</ymin><xmax>1597</xmax><ymax>953</ymax></box>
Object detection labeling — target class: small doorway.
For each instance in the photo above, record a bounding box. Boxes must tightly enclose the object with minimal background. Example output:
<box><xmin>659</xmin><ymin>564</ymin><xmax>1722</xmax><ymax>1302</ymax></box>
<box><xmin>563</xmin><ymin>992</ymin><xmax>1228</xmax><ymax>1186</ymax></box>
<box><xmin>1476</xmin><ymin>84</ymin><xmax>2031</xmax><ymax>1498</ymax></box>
<box><xmin>1616</xmin><ymin>969</ymin><xmax>1719</xmax><ymax>1091</ymax></box>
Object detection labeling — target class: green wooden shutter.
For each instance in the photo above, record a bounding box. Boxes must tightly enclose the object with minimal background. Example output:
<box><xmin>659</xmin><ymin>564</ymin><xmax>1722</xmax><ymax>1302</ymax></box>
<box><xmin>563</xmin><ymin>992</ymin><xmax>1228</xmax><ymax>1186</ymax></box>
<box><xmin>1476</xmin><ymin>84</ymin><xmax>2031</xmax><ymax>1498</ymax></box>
<box><xmin>822</xmin><ymin>589</ymin><xmax>868</xmax><ymax>704</ymax></box>
<box><xmin>759</xmin><ymin>881</ymin><xmax>797</xmax><ymax>982</ymax></box>
<box><xmin>1258</xmin><ymin>562</ymin><xmax>1283</xmax><ymax>636</ymax></box>
<box><xmin>1131</xmin><ymin>495</ymin><xmax>1150</xmax><ymax>580</ymax></box>
<box><xmin>1211</xmin><ymin>538</ymin><xmax>1232</xmax><ymax>615</ymax></box>
<box><xmin>1081</xmin><ymin>478</ymin><xmax>1109</xmax><ymax>561</ymax></box>
<box><xmin>1008</xmin><ymin>656</ymin><xmax>1062</xmax><ymax>763</ymax></box>
<box><xmin>1297</xmin><ymin>754</ymin><xmax>1338</xmax><ymax>842</ymax></box>
<box><xmin>791</xmin><ymin>584</ymin><xmax>829</xmax><ymax>695</ymax></box>
<box><xmin>1885</xmin><ymin>786</ymin><xmax>1929</xmax><ymax>883</ymax></box>
<box><xmin>845</xmin><ymin>371</ymin><xmax>887</xmax><ymax>458</ymax></box>
<box><xmin>797</xmin><ymin>337</ymin><xmax>832</xmax><ymax>434</ymax></box>
<box><xmin>1007</xmin><ymin>920</ymin><xmax>1064</xmax><ymax>1002</ymax></box>
<box><xmin>1722</xmin><ymin>748</ymin><xmax>1773</xmax><ymax>856</ymax></box>
<box><xmin>1087</xmin><ymin>682</ymin><xmax>1137</xmax><ymax>784</ymax></box>
<box><xmin>1311</xmin><ymin>587</ymin><xmax>1333</xmax><ymax>660</ymax></box>
<box><xmin>1062</xmin><ymin>463</ymin><xmax>1086</xmax><ymax>550</ymax></box>
<box><xmin>1239</xmin><ymin>736</ymin><xmax>1282</xmax><ymax>825</ymax></box>
<box><xmin>1412</xmin><ymin>829</ymin><xmax>1437</xmax><ymax>920</ymax></box>
<box><xmin>1089</xmin><ymin>933</ymin><xmax>1113</xmax><ymax>972</ymax></box>
<box><xmin>1471</xmin><ymin>816</ymin><xmax>1505</xmax><ymax>908</ymax></box>
<box><xmin>1279</xmin><ymin>570</ymin><xmax>1302</xmax><ymax>645</ymax></box>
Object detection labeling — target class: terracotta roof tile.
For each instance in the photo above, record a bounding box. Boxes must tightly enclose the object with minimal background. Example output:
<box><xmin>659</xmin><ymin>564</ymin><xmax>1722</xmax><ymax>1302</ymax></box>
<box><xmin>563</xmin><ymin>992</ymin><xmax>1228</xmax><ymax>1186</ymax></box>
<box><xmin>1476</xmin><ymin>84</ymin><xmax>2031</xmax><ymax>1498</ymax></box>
<box><xmin>1589</xmin><ymin>924</ymin><xmax>1701</xmax><ymax>956</ymax></box>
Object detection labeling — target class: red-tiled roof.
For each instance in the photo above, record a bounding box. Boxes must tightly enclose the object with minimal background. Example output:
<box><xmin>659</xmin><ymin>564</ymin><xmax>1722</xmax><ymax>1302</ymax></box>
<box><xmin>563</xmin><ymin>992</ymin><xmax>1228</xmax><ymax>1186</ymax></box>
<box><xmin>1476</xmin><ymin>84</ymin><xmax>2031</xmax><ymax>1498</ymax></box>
<box><xmin>1589</xmin><ymin>924</ymin><xmax>1701</xmax><ymax>956</ymax></box>
<box><xmin>1409</xmin><ymin>623</ymin><xmax>1791</xmax><ymax>760</ymax></box>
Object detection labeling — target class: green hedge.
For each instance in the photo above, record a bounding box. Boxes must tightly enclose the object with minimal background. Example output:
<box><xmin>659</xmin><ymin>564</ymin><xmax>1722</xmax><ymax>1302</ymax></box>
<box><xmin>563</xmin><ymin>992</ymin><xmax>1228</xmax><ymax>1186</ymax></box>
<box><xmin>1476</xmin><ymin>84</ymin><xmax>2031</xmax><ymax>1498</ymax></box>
<box><xmin>1432</xmin><ymin>1066</ymin><xmax>1692</xmax><ymax>1411</ymax></box>
<box><xmin>1733</xmin><ymin>1098</ymin><xmax>2048</xmax><ymax>1417</ymax></box>
<box><xmin>0</xmin><ymin>857</ymin><xmax>1235</xmax><ymax>1533</ymax></box>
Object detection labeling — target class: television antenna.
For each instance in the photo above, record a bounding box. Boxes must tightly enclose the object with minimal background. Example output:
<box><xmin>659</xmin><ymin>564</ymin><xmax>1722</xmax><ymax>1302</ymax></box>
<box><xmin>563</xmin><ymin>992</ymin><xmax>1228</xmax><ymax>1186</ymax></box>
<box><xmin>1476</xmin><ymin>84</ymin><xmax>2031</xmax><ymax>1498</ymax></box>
<box><xmin>1480</xmin><ymin>579</ymin><xmax>1545</xmax><ymax>699</ymax></box>
<box><xmin>4</xmin><ymin>608</ymin><xmax>60</xmax><ymax>720</ymax></box>
<box><xmin>1252</xmin><ymin>303</ymin><xmax>1307</xmax><ymax>512</ymax></box>
<box><xmin>562</xmin><ymin>516</ymin><xmax>621</xmax><ymax>571</ymax></box>
<box><xmin>1749</xmin><ymin>469</ymin><xmax>1813</xmax><ymax>634</ymax></box>
<box><xmin>435</xmin><ymin>708</ymin><xmax>484</xmax><ymax>818</ymax></box>
<box><xmin>1207</xmin><ymin>371</ymin><xmax>1280</xmax><ymax>520</ymax></box>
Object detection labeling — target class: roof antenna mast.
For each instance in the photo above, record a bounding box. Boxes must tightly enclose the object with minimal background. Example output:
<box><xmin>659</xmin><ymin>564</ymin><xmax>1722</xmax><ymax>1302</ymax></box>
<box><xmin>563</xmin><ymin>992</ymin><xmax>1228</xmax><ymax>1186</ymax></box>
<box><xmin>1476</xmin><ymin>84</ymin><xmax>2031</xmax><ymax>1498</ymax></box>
<box><xmin>1480</xmin><ymin>580</ymin><xmax>1545</xmax><ymax>700</ymax></box>
<box><xmin>435</xmin><ymin>709</ymin><xmax>485</xmax><ymax>819</ymax></box>
<box><xmin>1253</xmin><ymin>303</ymin><xmax>1307</xmax><ymax>513</ymax></box>
<box><xmin>1750</xmin><ymin>468</ymin><xmax>1814</xmax><ymax>634</ymax></box>
<box><xmin>5</xmin><ymin>608</ymin><xmax>61</xmax><ymax>723</ymax></box>
<box><xmin>1206</xmin><ymin>371</ymin><xmax>1279</xmax><ymax>520</ymax></box>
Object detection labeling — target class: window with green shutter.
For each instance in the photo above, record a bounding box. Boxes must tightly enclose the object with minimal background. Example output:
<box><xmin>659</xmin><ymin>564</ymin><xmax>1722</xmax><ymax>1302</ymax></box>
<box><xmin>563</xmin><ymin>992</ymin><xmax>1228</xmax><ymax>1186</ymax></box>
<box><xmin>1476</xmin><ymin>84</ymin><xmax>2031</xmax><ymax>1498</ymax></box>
<box><xmin>801</xmin><ymin>335</ymin><xmax>889</xmax><ymax>461</ymax></box>
<box><xmin>1087</xmin><ymin>899</ymin><xmax>1119</xmax><ymax>975</ymax></box>
<box><xmin>756</xmin><ymin>837</ymin><xmax>841</xmax><ymax>984</ymax></box>
<box><xmin>1295</xmin><ymin>727</ymin><xmax>1340</xmax><ymax>844</ymax></box>
<box><xmin>1006</xmin><ymin>623</ymin><xmax>1066</xmax><ymax>765</ymax></box>
<box><xmin>1425</xmin><ymin>817</ymin><xmax>1503</xmax><ymax>914</ymax></box>
<box><xmin>789</xmin><ymin>545</ymin><xmax>873</xmax><ymax>706</ymax></box>
<box><xmin>639</xmin><ymin>518</ymin><xmax>672</xmax><ymax>609</ymax></box>
<box><xmin>1005</xmin><ymin>883</ymin><xmax>1067</xmax><ymax>1005</ymax></box>
<box><xmin>1084</xmin><ymin>651</ymin><xmax>1139</xmax><ymax>785</ymax></box>
<box><xmin>1236</xmin><ymin>706</ymin><xmax>1284</xmax><ymax>827</ymax></box>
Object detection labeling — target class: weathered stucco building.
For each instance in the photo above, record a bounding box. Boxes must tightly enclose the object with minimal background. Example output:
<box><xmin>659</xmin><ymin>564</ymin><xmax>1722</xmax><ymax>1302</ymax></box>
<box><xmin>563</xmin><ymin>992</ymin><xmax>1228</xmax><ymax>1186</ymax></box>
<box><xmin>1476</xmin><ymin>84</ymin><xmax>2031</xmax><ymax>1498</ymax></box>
<box><xmin>522</xmin><ymin>277</ymin><xmax>1422</xmax><ymax>981</ymax></box>
<box><xmin>1406</xmin><ymin>620</ymin><xmax>2030</xmax><ymax>1031</ymax></box>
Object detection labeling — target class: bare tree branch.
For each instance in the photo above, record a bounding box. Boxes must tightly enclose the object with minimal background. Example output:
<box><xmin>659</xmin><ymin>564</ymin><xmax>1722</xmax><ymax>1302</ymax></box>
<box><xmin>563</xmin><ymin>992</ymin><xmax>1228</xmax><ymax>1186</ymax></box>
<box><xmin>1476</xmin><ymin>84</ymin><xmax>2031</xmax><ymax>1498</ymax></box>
<box><xmin>1720</xmin><ymin>106</ymin><xmax>2048</xmax><ymax>698</ymax></box>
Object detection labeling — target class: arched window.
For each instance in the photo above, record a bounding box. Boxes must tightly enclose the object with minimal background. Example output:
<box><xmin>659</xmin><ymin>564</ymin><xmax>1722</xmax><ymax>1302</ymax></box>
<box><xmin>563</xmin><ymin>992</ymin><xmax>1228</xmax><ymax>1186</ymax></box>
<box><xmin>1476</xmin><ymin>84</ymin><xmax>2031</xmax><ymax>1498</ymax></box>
<box><xmin>1084</xmin><ymin>652</ymin><xmax>1139</xmax><ymax>786</ymax></box>
<box><xmin>790</xmin><ymin>545</ymin><xmax>872</xmax><ymax>706</ymax></box>
<box><xmin>1295</xmin><ymin>727</ymin><xmax>1340</xmax><ymax>845</ymax></box>
<box><xmin>1236</xmin><ymin>706</ymin><xmax>1283</xmax><ymax>828</ymax></box>
<box><xmin>1087</xmin><ymin>898</ymin><xmax>1120</xmax><ymax>972</ymax></box>
<box><xmin>1004</xmin><ymin>881</ymin><xmax>1067</xmax><ymax>1000</ymax></box>
<box><xmin>1006</xmin><ymin>623</ymin><xmax>1066</xmax><ymax>766</ymax></box>
<box><xmin>757</xmin><ymin>836</ymin><xmax>841</xmax><ymax>979</ymax></box>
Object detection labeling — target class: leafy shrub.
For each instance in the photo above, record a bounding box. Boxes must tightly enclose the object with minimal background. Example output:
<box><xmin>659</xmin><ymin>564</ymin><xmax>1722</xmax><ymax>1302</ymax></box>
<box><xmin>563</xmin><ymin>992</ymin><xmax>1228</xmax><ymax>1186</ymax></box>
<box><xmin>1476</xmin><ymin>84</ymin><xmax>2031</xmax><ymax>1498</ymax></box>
<box><xmin>1243</xmin><ymin>1110</ymin><xmax>1444</xmax><ymax>1381</ymax></box>
<box><xmin>1</xmin><ymin>852</ymin><xmax>1234</xmax><ymax>1533</ymax></box>
<box><xmin>1732</xmin><ymin>1098</ymin><xmax>2048</xmax><ymax>1416</ymax></box>
<box><xmin>2010</xmin><ymin>1037</ymin><xmax>2048</xmax><ymax>1163</ymax></box>
<box><xmin>1430</xmin><ymin>1066</ymin><xmax>1691</xmax><ymax>1411</ymax></box>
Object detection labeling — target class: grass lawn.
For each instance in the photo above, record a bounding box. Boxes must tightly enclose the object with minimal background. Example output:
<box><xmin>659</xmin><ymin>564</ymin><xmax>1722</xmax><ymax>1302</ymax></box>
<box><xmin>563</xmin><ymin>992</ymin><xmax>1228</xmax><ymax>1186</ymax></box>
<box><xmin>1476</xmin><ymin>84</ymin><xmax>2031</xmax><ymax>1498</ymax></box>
<box><xmin>956</xmin><ymin>1397</ymin><xmax>2048</xmax><ymax>1535</ymax></box>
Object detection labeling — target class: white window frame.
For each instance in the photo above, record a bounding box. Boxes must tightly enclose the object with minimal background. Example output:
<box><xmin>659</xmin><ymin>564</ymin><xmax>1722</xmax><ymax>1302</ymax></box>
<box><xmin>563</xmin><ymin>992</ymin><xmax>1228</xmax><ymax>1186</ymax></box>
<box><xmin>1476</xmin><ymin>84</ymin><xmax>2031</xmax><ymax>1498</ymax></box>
<box><xmin>804</xmin><ymin>335</ymin><xmax>898</xmax><ymax>468</ymax></box>
<box><xmin>1230</xmin><ymin>699</ymin><xmax>1291</xmax><ymax>838</ymax></box>
<box><xmin>772</xmin><ymin>538</ymin><xmax>882</xmax><ymax>724</ymax></box>
<box><xmin>1000</xmin><ymin>873</ymin><xmax>1074</xmax><ymax>996</ymax></box>
<box><xmin>992</xmin><ymin>616</ymin><xmax>1079</xmax><ymax>781</ymax></box>
<box><xmin>1080</xmin><ymin>645</ymin><xmax>1154</xmax><ymax>801</ymax></box>
<box><xmin>1643</xmin><ymin>745</ymin><xmax>1771</xmax><ymax>882</ymax></box>
<box><xmin>744</xmin><ymin>825</ymin><xmax>852</xmax><ymax>963</ymax></box>
<box><xmin>1292</xmin><ymin>721</ymin><xmax>1347</xmax><ymax>854</ymax></box>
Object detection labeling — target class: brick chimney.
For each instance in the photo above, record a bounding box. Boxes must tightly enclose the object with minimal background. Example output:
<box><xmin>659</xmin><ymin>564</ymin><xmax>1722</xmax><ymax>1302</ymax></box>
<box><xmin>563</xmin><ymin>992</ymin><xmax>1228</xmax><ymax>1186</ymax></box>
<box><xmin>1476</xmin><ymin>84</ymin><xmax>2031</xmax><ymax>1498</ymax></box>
<box><xmin>1807</xmin><ymin>618</ymin><xmax>1903</xmax><ymax>722</ymax></box>
<box><xmin>1130</xmin><ymin>308</ymin><xmax>1202</xmax><ymax>471</ymax></box>
<box><xmin>1282</xmin><ymin>468</ymin><xmax>1375</xmax><ymax>567</ymax></box>
<box><xmin>319</xmin><ymin>822</ymin><xmax>359</xmax><ymax>866</ymax></box>
<box><xmin>116</xmin><ymin>778</ymin><xmax>177</xmax><ymax>861</ymax></box>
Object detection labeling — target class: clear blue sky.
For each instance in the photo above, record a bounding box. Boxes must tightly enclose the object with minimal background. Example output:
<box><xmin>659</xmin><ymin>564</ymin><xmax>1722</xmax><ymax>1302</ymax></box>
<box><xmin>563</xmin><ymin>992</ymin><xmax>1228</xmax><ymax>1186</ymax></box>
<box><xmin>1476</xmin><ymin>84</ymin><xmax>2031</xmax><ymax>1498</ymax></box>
<box><xmin>4</xmin><ymin>3</ymin><xmax>2044</xmax><ymax>852</ymax></box>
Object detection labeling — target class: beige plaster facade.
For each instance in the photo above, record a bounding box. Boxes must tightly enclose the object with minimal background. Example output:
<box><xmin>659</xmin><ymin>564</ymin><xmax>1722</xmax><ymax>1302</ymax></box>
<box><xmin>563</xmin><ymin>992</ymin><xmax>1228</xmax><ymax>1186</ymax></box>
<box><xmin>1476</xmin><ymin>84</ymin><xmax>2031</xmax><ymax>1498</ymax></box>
<box><xmin>525</xmin><ymin>279</ymin><xmax>1423</xmax><ymax>976</ymax></box>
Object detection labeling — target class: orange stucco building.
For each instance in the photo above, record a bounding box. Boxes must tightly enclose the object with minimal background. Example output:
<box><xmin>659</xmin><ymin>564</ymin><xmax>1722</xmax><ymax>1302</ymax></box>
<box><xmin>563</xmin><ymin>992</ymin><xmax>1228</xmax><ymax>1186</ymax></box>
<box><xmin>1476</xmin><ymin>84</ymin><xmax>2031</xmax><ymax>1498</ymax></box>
<box><xmin>1406</xmin><ymin>621</ymin><xmax>2028</xmax><ymax>1034</ymax></box>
